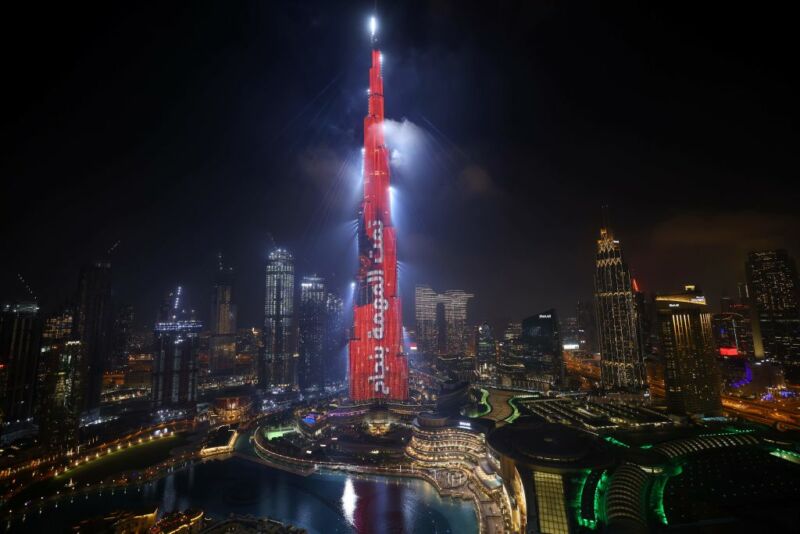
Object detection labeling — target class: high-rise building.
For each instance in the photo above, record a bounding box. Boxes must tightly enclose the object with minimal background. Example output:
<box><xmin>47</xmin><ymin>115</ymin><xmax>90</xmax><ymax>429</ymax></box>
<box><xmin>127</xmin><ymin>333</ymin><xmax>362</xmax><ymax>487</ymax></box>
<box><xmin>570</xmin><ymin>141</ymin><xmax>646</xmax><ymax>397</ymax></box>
<box><xmin>745</xmin><ymin>250</ymin><xmax>800</xmax><ymax>362</ymax></box>
<box><xmin>0</xmin><ymin>302</ymin><xmax>41</xmax><ymax>423</ymax></box>
<box><xmin>111</xmin><ymin>304</ymin><xmax>134</xmax><ymax>370</ymax></box>
<box><xmin>324</xmin><ymin>292</ymin><xmax>346</xmax><ymax>385</ymax></box>
<box><xmin>75</xmin><ymin>261</ymin><xmax>113</xmax><ymax>412</ymax></box>
<box><xmin>413</xmin><ymin>285</ymin><xmax>474</xmax><ymax>356</ymax></box>
<box><xmin>504</xmin><ymin>322</ymin><xmax>522</xmax><ymax>342</ymax></box>
<box><xmin>349</xmin><ymin>28</ymin><xmax>408</xmax><ymax>402</ymax></box>
<box><xmin>712</xmin><ymin>312</ymin><xmax>754</xmax><ymax>357</ymax></box>
<box><xmin>209</xmin><ymin>256</ymin><xmax>237</xmax><ymax>375</ymax></box>
<box><xmin>298</xmin><ymin>275</ymin><xmax>326</xmax><ymax>391</ymax></box>
<box><xmin>38</xmin><ymin>307</ymin><xmax>83</xmax><ymax>452</ymax></box>
<box><xmin>414</xmin><ymin>285</ymin><xmax>440</xmax><ymax>355</ymax></box>
<box><xmin>561</xmin><ymin>316</ymin><xmax>579</xmax><ymax>349</ymax></box>
<box><xmin>442</xmin><ymin>290</ymin><xmax>474</xmax><ymax>354</ymax></box>
<box><xmin>520</xmin><ymin>309</ymin><xmax>564</xmax><ymax>387</ymax></box>
<box><xmin>576</xmin><ymin>299</ymin><xmax>596</xmax><ymax>353</ymax></box>
<box><xmin>475</xmin><ymin>322</ymin><xmax>495</xmax><ymax>379</ymax></box>
<box><xmin>657</xmin><ymin>286</ymin><xmax>722</xmax><ymax>416</ymax></box>
<box><xmin>261</xmin><ymin>247</ymin><xmax>295</xmax><ymax>390</ymax></box>
<box><xmin>593</xmin><ymin>222</ymin><xmax>645</xmax><ymax>391</ymax></box>
<box><xmin>152</xmin><ymin>286</ymin><xmax>201</xmax><ymax>409</ymax></box>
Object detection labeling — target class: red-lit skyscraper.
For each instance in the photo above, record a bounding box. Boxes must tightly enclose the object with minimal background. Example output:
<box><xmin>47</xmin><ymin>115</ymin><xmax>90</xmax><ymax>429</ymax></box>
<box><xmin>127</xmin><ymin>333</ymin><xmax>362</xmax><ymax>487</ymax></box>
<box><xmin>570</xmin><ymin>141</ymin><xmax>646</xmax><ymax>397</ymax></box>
<box><xmin>349</xmin><ymin>22</ymin><xmax>408</xmax><ymax>401</ymax></box>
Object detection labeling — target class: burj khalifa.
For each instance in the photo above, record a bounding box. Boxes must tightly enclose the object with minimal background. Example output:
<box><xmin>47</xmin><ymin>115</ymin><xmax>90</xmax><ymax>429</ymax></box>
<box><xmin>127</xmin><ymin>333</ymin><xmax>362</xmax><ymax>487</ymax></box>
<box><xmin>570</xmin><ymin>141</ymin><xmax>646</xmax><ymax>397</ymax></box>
<box><xmin>349</xmin><ymin>17</ymin><xmax>408</xmax><ymax>401</ymax></box>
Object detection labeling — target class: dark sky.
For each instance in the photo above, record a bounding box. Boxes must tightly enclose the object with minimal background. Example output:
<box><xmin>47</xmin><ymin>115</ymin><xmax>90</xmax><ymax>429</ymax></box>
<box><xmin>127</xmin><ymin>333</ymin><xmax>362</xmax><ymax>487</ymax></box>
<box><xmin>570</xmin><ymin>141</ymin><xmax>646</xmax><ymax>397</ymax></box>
<box><xmin>2</xmin><ymin>1</ymin><xmax>798</xmax><ymax>332</ymax></box>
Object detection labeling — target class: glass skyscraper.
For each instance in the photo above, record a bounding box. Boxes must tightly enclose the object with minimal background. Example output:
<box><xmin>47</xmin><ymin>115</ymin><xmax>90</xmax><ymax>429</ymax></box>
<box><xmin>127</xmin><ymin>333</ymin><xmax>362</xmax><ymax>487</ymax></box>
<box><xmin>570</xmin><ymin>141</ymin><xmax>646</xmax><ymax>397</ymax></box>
<box><xmin>745</xmin><ymin>250</ymin><xmax>800</xmax><ymax>363</ymax></box>
<box><xmin>262</xmin><ymin>247</ymin><xmax>295</xmax><ymax>389</ymax></box>
<box><xmin>414</xmin><ymin>285</ymin><xmax>474</xmax><ymax>356</ymax></box>
<box><xmin>209</xmin><ymin>255</ymin><xmax>237</xmax><ymax>374</ymax></box>
<box><xmin>298</xmin><ymin>275</ymin><xmax>326</xmax><ymax>391</ymax></box>
<box><xmin>656</xmin><ymin>286</ymin><xmax>722</xmax><ymax>415</ymax></box>
<box><xmin>152</xmin><ymin>286</ymin><xmax>201</xmax><ymax>410</ymax></box>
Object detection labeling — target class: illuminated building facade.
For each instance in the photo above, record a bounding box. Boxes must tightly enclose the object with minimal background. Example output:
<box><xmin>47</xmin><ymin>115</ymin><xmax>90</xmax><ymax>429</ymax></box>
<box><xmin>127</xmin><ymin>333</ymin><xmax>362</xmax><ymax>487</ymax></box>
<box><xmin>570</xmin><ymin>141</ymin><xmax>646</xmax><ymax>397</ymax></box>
<box><xmin>442</xmin><ymin>290</ymin><xmax>474</xmax><ymax>354</ymax></box>
<box><xmin>475</xmin><ymin>322</ymin><xmax>495</xmax><ymax>378</ymax></box>
<box><xmin>576</xmin><ymin>299</ymin><xmax>596</xmax><ymax>353</ymax></box>
<box><xmin>415</xmin><ymin>285</ymin><xmax>440</xmax><ymax>355</ymax></box>
<box><xmin>657</xmin><ymin>286</ymin><xmax>721</xmax><ymax>415</ymax></box>
<box><xmin>75</xmin><ymin>261</ymin><xmax>112</xmax><ymax>412</ymax></box>
<box><xmin>520</xmin><ymin>309</ymin><xmax>564</xmax><ymax>386</ymax></box>
<box><xmin>38</xmin><ymin>307</ymin><xmax>83</xmax><ymax>451</ymax></box>
<box><xmin>298</xmin><ymin>275</ymin><xmax>326</xmax><ymax>390</ymax></box>
<box><xmin>349</xmin><ymin>30</ymin><xmax>408</xmax><ymax>401</ymax></box>
<box><xmin>593</xmin><ymin>223</ymin><xmax>645</xmax><ymax>390</ymax></box>
<box><xmin>152</xmin><ymin>286</ymin><xmax>201</xmax><ymax>409</ymax></box>
<box><xmin>262</xmin><ymin>247</ymin><xmax>295</xmax><ymax>389</ymax></box>
<box><xmin>414</xmin><ymin>285</ymin><xmax>474</xmax><ymax>356</ymax></box>
<box><xmin>0</xmin><ymin>302</ymin><xmax>41</xmax><ymax>422</ymax></box>
<box><xmin>209</xmin><ymin>255</ymin><xmax>237</xmax><ymax>374</ymax></box>
<box><xmin>712</xmin><ymin>312</ymin><xmax>754</xmax><ymax>357</ymax></box>
<box><xmin>745</xmin><ymin>250</ymin><xmax>800</xmax><ymax>362</ymax></box>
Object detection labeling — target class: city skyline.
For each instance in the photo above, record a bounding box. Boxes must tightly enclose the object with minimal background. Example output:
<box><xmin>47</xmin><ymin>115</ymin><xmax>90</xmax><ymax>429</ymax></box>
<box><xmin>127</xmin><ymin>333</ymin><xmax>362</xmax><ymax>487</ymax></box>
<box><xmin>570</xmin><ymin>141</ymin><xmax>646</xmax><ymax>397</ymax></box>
<box><xmin>2</xmin><ymin>4</ymin><xmax>800</xmax><ymax>533</ymax></box>
<box><xmin>3</xmin><ymin>2</ymin><xmax>798</xmax><ymax>331</ymax></box>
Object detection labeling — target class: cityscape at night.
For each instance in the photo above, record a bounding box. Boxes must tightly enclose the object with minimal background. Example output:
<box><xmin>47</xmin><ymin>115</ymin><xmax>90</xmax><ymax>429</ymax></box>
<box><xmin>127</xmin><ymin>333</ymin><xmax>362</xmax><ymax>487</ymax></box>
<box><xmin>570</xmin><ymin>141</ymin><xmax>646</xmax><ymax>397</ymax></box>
<box><xmin>2</xmin><ymin>2</ymin><xmax>800</xmax><ymax>533</ymax></box>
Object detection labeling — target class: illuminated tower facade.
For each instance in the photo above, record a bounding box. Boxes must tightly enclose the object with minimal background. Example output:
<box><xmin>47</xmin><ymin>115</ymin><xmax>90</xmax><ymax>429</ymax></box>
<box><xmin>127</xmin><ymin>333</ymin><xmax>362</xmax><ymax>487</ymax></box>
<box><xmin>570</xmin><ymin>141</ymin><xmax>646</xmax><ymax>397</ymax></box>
<box><xmin>594</xmin><ymin>223</ymin><xmax>646</xmax><ymax>390</ymax></box>
<box><xmin>657</xmin><ymin>286</ymin><xmax>722</xmax><ymax>415</ymax></box>
<box><xmin>745</xmin><ymin>250</ymin><xmax>800</xmax><ymax>361</ymax></box>
<box><xmin>262</xmin><ymin>247</ymin><xmax>296</xmax><ymax>389</ymax></box>
<box><xmin>152</xmin><ymin>286</ymin><xmax>201</xmax><ymax>410</ymax></box>
<box><xmin>298</xmin><ymin>275</ymin><xmax>326</xmax><ymax>390</ymax></box>
<box><xmin>350</xmin><ymin>22</ymin><xmax>408</xmax><ymax>401</ymax></box>
<box><xmin>209</xmin><ymin>255</ymin><xmax>237</xmax><ymax>374</ymax></box>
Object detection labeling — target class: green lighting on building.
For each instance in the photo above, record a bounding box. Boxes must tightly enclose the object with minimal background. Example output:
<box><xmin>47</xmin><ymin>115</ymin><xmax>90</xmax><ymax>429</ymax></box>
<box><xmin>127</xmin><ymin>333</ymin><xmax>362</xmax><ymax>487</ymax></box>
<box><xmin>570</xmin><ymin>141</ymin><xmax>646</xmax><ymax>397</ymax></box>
<box><xmin>594</xmin><ymin>470</ymin><xmax>609</xmax><ymax>525</ymax></box>
<box><xmin>770</xmin><ymin>448</ymin><xmax>800</xmax><ymax>465</ymax></box>
<box><xmin>603</xmin><ymin>436</ymin><xmax>630</xmax><ymax>448</ymax></box>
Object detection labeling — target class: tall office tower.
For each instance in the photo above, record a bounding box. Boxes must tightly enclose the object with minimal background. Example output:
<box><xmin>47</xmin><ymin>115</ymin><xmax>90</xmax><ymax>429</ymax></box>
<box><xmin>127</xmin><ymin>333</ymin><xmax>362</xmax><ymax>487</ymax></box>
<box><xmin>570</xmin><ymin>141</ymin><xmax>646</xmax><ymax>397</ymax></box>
<box><xmin>633</xmin><ymin>281</ymin><xmax>656</xmax><ymax>358</ymax></box>
<box><xmin>745</xmin><ymin>250</ymin><xmax>800</xmax><ymax>362</ymax></box>
<box><xmin>74</xmin><ymin>261</ymin><xmax>113</xmax><ymax>412</ymax></box>
<box><xmin>209</xmin><ymin>256</ymin><xmax>237</xmax><ymax>375</ymax></box>
<box><xmin>657</xmin><ymin>286</ymin><xmax>722</xmax><ymax>415</ymax></box>
<box><xmin>413</xmin><ymin>285</ymin><xmax>474</xmax><ymax>356</ymax></box>
<box><xmin>712</xmin><ymin>312</ymin><xmax>754</xmax><ymax>357</ymax></box>
<box><xmin>324</xmin><ymin>293</ymin><xmax>346</xmax><ymax>385</ymax></box>
<box><xmin>442</xmin><ymin>290</ymin><xmax>475</xmax><ymax>355</ymax></box>
<box><xmin>298</xmin><ymin>275</ymin><xmax>326</xmax><ymax>390</ymax></box>
<box><xmin>415</xmin><ymin>285</ymin><xmax>440</xmax><ymax>355</ymax></box>
<box><xmin>576</xmin><ymin>299</ymin><xmax>596</xmax><ymax>353</ymax></box>
<box><xmin>561</xmin><ymin>316</ymin><xmax>579</xmax><ymax>348</ymax></box>
<box><xmin>38</xmin><ymin>308</ymin><xmax>83</xmax><ymax>452</ymax></box>
<box><xmin>152</xmin><ymin>286</ymin><xmax>201</xmax><ymax>410</ymax></box>
<box><xmin>520</xmin><ymin>309</ymin><xmax>564</xmax><ymax>386</ymax></box>
<box><xmin>593</xmin><ymin>222</ymin><xmax>645</xmax><ymax>391</ymax></box>
<box><xmin>0</xmin><ymin>302</ymin><xmax>41</xmax><ymax>423</ymax></box>
<box><xmin>504</xmin><ymin>322</ymin><xmax>522</xmax><ymax>341</ymax></box>
<box><xmin>349</xmin><ymin>23</ymin><xmax>408</xmax><ymax>402</ymax></box>
<box><xmin>261</xmin><ymin>247</ymin><xmax>295</xmax><ymax>390</ymax></box>
<box><xmin>111</xmin><ymin>304</ymin><xmax>134</xmax><ymax>370</ymax></box>
<box><xmin>475</xmin><ymin>322</ymin><xmax>495</xmax><ymax>378</ymax></box>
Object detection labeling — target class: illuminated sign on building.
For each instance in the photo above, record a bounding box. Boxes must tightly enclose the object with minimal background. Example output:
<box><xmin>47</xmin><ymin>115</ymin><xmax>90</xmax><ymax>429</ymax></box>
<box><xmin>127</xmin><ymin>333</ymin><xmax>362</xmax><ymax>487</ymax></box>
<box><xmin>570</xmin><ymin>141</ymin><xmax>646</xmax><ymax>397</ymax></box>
<box><xmin>348</xmin><ymin>24</ymin><xmax>408</xmax><ymax>401</ymax></box>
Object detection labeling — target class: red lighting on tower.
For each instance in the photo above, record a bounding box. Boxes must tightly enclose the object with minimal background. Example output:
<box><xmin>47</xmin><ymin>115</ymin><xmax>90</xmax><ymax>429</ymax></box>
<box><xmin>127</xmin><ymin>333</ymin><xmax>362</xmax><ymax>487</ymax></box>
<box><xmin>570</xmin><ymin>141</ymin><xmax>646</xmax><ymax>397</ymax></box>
<box><xmin>349</xmin><ymin>17</ymin><xmax>408</xmax><ymax>401</ymax></box>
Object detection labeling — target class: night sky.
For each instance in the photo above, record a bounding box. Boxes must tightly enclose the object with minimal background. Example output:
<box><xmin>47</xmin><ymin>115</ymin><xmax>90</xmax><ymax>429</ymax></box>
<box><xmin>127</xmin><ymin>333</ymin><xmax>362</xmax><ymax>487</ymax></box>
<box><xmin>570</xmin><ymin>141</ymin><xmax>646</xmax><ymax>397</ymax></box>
<box><xmin>2</xmin><ymin>2</ymin><xmax>798</xmax><ymax>331</ymax></box>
